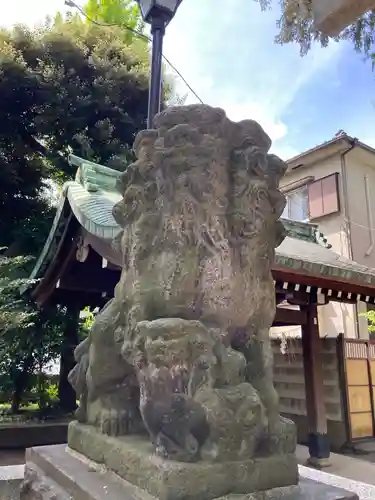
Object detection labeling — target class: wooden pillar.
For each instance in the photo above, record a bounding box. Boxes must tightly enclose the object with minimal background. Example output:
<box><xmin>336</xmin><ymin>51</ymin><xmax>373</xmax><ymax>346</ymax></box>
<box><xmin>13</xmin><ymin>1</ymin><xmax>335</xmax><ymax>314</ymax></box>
<box><xmin>301</xmin><ymin>302</ymin><xmax>331</xmax><ymax>467</ymax></box>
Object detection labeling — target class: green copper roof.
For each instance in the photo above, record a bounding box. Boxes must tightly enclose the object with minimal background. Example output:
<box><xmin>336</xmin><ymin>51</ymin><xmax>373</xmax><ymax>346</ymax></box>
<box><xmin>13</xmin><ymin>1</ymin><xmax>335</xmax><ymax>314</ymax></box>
<box><xmin>66</xmin><ymin>155</ymin><xmax>122</xmax><ymax>240</ymax></box>
<box><xmin>23</xmin><ymin>156</ymin><xmax>124</xmax><ymax>293</ymax></box>
<box><xmin>69</xmin><ymin>154</ymin><xmax>120</xmax><ymax>194</ymax></box>
<box><xmin>282</xmin><ymin>219</ymin><xmax>332</xmax><ymax>248</ymax></box>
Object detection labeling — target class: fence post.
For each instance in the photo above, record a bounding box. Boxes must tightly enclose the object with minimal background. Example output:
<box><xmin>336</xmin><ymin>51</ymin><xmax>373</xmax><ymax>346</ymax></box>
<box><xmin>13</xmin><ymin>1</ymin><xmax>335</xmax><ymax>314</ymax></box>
<box><xmin>336</xmin><ymin>333</ymin><xmax>352</xmax><ymax>447</ymax></box>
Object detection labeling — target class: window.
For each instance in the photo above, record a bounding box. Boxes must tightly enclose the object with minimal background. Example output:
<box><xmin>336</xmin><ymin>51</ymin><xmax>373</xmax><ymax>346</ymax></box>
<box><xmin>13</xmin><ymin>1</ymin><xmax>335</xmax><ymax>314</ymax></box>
<box><xmin>282</xmin><ymin>173</ymin><xmax>340</xmax><ymax>222</ymax></box>
<box><xmin>308</xmin><ymin>173</ymin><xmax>340</xmax><ymax>219</ymax></box>
<box><xmin>282</xmin><ymin>186</ymin><xmax>309</xmax><ymax>222</ymax></box>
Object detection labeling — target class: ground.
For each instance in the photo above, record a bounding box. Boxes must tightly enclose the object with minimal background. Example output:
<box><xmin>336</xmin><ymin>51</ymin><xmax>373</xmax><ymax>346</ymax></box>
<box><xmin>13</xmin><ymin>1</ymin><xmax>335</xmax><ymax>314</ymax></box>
<box><xmin>1</xmin><ymin>444</ymin><xmax>375</xmax><ymax>482</ymax></box>
<box><xmin>296</xmin><ymin>445</ymin><xmax>375</xmax><ymax>486</ymax></box>
<box><xmin>2</xmin><ymin>444</ymin><xmax>375</xmax><ymax>499</ymax></box>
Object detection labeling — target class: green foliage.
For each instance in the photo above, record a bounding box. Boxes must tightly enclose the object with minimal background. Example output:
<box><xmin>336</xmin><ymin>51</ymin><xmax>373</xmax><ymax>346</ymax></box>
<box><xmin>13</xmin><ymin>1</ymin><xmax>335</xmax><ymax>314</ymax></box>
<box><xmin>0</xmin><ymin>13</ymin><xmax>153</xmax><ymax>411</ymax></box>
<box><xmin>0</xmin><ymin>252</ymin><xmax>36</xmax><ymax>334</ymax></box>
<box><xmin>79</xmin><ymin>306</ymin><xmax>96</xmax><ymax>339</ymax></box>
<box><xmin>0</xmin><ymin>254</ymin><xmax>74</xmax><ymax>411</ymax></box>
<box><xmin>0</xmin><ymin>14</ymin><xmax>150</xmax><ymax>252</ymax></box>
<box><xmin>84</xmin><ymin>0</ymin><xmax>145</xmax><ymax>43</ymax></box>
<box><xmin>254</xmin><ymin>0</ymin><xmax>375</xmax><ymax>58</ymax></box>
<box><xmin>35</xmin><ymin>377</ymin><xmax>60</xmax><ymax>412</ymax></box>
<box><xmin>363</xmin><ymin>309</ymin><xmax>375</xmax><ymax>333</ymax></box>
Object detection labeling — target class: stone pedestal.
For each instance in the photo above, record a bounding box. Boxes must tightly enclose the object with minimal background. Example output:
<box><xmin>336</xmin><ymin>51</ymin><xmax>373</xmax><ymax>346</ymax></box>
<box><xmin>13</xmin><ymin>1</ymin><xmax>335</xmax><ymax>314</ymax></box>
<box><xmin>0</xmin><ymin>465</ymin><xmax>24</xmax><ymax>500</ymax></box>
<box><xmin>20</xmin><ymin>443</ymin><xmax>358</xmax><ymax>500</ymax></box>
<box><xmin>67</xmin><ymin>422</ymin><xmax>298</xmax><ymax>500</ymax></box>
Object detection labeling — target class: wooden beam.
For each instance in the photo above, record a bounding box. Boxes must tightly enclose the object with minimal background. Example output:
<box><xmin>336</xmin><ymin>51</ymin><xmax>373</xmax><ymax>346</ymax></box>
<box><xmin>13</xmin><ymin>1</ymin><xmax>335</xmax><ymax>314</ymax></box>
<box><xmin>32</xmin><ymin>216</ymin><xmax>78</xmax><ymax>307</ymax></box>
<box><xmin>274</xmin><ymin>306</ymin><xmax>307</xmax><ymax>326</ymax></box>
<box><xmin>51</xmin><ymin>289</ymin><xmax>108</xmax><ymax>309</ymax></box>
<box><xmin>301</xmin><ymin>302</ymin><xmax>330</xmax><ymax>466</ymax></box>
<box><xmin>275</xmin><ymin>289</ymin><xmax>311</xmax><ymax>306</ymax></box>
<box><xmin>57</xmin><ymin>266</ymin><xmax>120</xmax><ymax>294</ymax></box>
<box><xmin>273</xmin><ymin>268</ymin><xmax>375</xmax><ymax>303</ymax></box>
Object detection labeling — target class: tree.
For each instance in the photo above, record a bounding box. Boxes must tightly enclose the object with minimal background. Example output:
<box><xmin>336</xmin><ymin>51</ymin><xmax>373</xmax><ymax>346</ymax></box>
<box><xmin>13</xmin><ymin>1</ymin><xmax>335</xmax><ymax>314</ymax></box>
<box><xmin>0</xmin><ymin>14</ymin><xmax>150</xmax><ymax>253</ymax></box>
<box><xmin>84</xmin><ymin>0</ymin><xmax>145</xmax><ymax>44</ymax></box>
<box><xmin>0</xmin><ymin>15</ymin><xmax>152</xmax><ymax>411</ymax></box>
<box><xmin>363</xmin><ymin>309</ymin><xmax>375</xmax><ymax>340</ymax></box>
<box><xmin>0</xmin><ymin>255</ymin><xmax>75</xmax><ymax>413</ymax></box>
<box><xmin>0</xmin><ymin>252</ymin><xmax>39</xmax><ymax>412</ymax></box>
<box><xmin>0</xmin><ymin>253</ymin><xmax>36</xmax><ymax>334</ymax></box>
<box><xmin>82</xmin><ymin>0</ymin><xmax>186</xmax><ymax>106</ymax></box>
<box><xmin>255</xmin><ymin>0</ymin><xmax>375</xmax><ymax>58</ymax></box>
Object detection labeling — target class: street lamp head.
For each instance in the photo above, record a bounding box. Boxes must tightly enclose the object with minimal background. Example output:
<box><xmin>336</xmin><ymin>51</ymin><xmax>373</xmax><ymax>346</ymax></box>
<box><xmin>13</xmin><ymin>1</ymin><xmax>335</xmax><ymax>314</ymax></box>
<box><xmin>135</xmin><ymin>0</ymin><xmax>183</xmax><ymax>25</ymax></box>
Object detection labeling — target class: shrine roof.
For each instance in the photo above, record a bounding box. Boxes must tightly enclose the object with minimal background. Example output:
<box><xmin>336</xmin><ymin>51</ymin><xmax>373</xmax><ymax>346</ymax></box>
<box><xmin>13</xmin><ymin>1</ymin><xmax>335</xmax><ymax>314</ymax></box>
<box><xmin>26</xmin><ymin>155</ymin><xmax>375</xmax><ymax>300</ymax></box>
<box><xmin>276</xmin><ymin>219</ymin><xmax>375</xmax><ymax>293</ymax></box>
<box><xmin>25</xmin><ymin>155</ymin><xmax>123</xmax><ymax>291</ymax></box>
<box><xmin>65</xmin><ymin>154</ymin><xmax>122</xmax><ymax>240</ymax></box>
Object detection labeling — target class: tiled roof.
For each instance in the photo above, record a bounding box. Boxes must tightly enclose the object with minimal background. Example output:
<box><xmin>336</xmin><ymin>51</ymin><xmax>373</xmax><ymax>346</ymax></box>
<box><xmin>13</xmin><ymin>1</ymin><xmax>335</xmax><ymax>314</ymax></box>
<box><xmin>276</xmin><ymin>233</ymin><xmax>375</xmax><ymax>287</ymax></box>
<box><xmin>286</xmin><ymin>132</ymin><xmax>375</xmax><ymax>165</ymax></box>
<box><xmin>64</xmin><ymin>180</ymin><xmax>121</xmax><ymax>240</ymax></box>
<box><xmin>66</xmin><ymin>155</ymin><xmax>122</xmax><ymax>240</ymax></box>
<box><xmin>278</xmin><ymin>219</ymin><xmax>375</xmax><ymax>289</ymax></box>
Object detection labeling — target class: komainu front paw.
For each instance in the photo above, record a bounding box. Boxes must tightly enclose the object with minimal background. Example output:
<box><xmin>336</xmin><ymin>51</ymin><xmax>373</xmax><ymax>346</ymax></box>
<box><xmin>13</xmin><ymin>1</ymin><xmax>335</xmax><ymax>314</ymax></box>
<box><xmin>98</xmin><ymin>407</ymin><xmax>143</xmax><ymax>436</ymax></box>
<box><xmin>98</xmin><ymin>408</ymin><xmax>131</xmax><ymax>436</ymax></box>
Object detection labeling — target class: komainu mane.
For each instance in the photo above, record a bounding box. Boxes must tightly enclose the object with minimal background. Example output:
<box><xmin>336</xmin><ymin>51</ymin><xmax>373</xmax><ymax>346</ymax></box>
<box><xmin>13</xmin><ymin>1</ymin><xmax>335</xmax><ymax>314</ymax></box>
<box><xmin>69</xmin><ymin>104</ymin><xmax>296</xmax><ymax>463</ymax></box>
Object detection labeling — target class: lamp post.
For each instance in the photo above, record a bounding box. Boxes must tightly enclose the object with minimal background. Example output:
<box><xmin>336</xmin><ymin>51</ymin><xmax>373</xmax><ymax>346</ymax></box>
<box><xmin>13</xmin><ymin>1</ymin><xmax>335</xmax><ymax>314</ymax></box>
<box><xmin>136</xmin><ymin>0</ymin><xmax>183</xmax><ymax>128</ymax></box>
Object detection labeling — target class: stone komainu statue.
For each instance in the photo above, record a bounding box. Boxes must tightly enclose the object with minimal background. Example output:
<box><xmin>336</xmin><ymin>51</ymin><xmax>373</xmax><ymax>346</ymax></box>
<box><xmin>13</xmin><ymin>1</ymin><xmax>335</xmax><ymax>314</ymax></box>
<box><xmin>69</xmin><ymin>104</ymin><xmax>296</xmax><ymax>463</ymax></box>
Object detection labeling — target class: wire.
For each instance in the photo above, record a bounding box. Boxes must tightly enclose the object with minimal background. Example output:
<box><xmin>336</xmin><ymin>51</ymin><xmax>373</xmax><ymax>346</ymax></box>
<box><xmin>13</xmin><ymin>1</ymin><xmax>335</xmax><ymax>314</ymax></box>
<box><xmin>65</xmin><ymin>0</ymin><xmax>204</xmax><ymax>104</ymax></box>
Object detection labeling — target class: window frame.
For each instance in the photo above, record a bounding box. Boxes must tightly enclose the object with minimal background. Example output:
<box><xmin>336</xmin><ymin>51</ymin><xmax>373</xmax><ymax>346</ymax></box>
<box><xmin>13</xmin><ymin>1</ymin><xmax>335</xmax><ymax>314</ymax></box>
<box><xmin>282</xmin><ymin>184</ymin><xmax>310</xmax><ymax>223</ymax></box>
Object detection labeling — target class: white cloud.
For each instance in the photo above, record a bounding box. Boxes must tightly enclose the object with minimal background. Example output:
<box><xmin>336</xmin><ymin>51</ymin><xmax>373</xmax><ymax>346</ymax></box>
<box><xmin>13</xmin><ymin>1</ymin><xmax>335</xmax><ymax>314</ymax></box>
<box><xmin>1</xmin><ymin>0</ymin><xmax>68</xmax><ymax>27</ymax></box>
<box><xmin>163</xmin><ymin>0</ymin><xmax>343</xmax><ymax>156</ymax></box>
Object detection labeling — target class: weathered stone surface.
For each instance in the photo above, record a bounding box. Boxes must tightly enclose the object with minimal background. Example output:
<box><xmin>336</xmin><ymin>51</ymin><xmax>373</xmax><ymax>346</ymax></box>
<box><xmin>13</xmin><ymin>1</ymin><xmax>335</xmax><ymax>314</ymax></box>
<box><xmin>68</xmin><ymin>103</ymin><xmax>295</xmax><ymax>489</ymax></box>
<box><xmin>21</xmin><ymin>462</ymin><xmax>70</xmax><ymax>500</ymax></box>
<box><xmin>0</xmin><ymin>465</ymin><xmax>24</xmax><ymax>500</ymax></box>
<box><xmin>68</xmin><ymin>422</ymin><xmax>298</xmax><ymax>500</ymax></box>
<box><xmin>20</xmin><ymin>444</ymin><xmax>358</xmax><ymax>500</ymax></box>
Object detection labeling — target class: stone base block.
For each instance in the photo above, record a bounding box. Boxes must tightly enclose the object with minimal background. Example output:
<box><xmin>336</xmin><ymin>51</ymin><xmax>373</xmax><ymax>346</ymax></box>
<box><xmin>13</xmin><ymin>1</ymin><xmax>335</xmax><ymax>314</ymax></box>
<box><xmin>68</xmin><ymin>421</ymin><xmax>299</xmax><ymax>499</ymax></box>
<box><xmin>0</xmin><ymin>464</ymin><xmax>24</xmax><ymax>500</ymax></box>
<box><xmin>20</xmin><ymin>444</ymin><xmax>358</xmax><ymax>500</ymax></box>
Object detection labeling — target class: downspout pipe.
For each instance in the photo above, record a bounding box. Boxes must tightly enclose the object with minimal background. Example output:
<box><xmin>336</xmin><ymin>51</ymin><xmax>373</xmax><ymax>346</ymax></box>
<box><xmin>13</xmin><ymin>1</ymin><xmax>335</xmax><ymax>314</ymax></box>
<box><xmin>340</xmin><ymin>138</ymin><xmax>360</xmax><ymax>338</ymax></box>
<box><xmin>364</xmin><ymin>174</ymin><xmax>374</xmax><ymax>256</ymax></box>
<box><xmin>340</xmin><ymin>136</ymin><xmax>358</xmax><ymax>257</ymax></box>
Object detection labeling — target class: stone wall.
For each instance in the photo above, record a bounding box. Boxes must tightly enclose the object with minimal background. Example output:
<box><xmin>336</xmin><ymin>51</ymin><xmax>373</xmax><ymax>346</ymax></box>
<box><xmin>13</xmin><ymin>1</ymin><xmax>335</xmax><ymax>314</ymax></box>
<box><xmin>272</xmin><ymin>337</ymin><xmax>348</xmax><ymax>450</ymax></box>
<box><xmin>0</xmin><ymin>422</ymin><xmax>68</xmax><ymax>449</ymax></box>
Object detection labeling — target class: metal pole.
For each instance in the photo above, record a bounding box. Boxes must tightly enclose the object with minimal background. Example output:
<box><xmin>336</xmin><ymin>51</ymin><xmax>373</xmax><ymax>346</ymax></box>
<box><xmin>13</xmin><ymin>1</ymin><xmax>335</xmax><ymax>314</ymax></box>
<box><xmin>147</xmin><ymin>18</ymin><xmax>165</xmax><ymax>129</ymax></box>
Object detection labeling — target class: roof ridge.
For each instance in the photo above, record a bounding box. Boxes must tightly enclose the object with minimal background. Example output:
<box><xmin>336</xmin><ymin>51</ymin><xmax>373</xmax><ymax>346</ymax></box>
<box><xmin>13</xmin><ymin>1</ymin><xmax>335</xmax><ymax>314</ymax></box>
<box><xmin>68</xmin><ymin>154</ymin><xmax>122</xmax><ymax>194</ymax></box>
<box><xmin>281</xmin><ymin>218</ymin><xmax>332</xmax><ymax>249</ymax></box>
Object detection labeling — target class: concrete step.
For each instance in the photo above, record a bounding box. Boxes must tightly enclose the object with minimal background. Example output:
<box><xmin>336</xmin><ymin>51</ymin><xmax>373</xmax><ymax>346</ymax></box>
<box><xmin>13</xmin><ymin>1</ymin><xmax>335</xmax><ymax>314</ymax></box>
<box><xmin>350</xmin><ymin>440</ymin><xmax>375</xmax><ymax>455</ymax></box>
<box><xmin>0</xmin><ymin>464</ymin><xmax>24</xmax><ymax>499</ymax></box>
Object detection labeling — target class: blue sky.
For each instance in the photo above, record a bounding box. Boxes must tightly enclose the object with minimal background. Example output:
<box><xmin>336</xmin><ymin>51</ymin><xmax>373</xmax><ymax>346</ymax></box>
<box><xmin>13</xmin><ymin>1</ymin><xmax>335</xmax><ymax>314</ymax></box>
<box><xmin>3</xmin><ymin>0</ymin><xmax>375</xmax><ymax>160</ymax></box>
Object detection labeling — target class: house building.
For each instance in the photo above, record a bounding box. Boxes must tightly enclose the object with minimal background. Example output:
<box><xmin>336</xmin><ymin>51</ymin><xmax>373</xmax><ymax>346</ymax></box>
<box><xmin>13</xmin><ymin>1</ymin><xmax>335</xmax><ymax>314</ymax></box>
<box><xmin>313</xmin><ymin>0</ymin><xmax>375</xmax><ymax>36</ymax></box>
<box><xmin>279</xmin><ymin>131</ymin><xmax>375</xmax><ymax>339</ymax></box>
